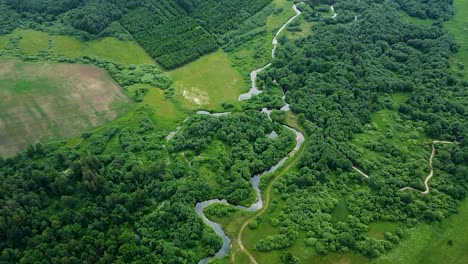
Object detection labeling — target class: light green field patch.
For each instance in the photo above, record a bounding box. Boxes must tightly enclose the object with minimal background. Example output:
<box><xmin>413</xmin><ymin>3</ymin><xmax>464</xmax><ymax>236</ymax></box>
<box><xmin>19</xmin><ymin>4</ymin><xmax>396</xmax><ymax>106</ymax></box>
<box><xmin>198</xmin><ymin>163</ymin><xmax>220</xmax><ymax>190</ymax></box>
<box><xmin>365</xmin><ymin>222</ymin><xmax>404</xmax><ymax>240</ymax></box>
<box><xmin>17</xmin><ymin>29</ymin><xmax>50</xmax><ymax>55</ymax></box>
<box><xmin>169</xmin><ymin>50</ymin><xmax>244</xmax><ymax>110</ymax></box>
<box><xmin>353</xmin><ymin>93</ymin><xmax>429</xmax><ymax>161</ymax></box>
<box><xmin>229</xmin><ymin>0</ymin><xmax>297</xmax><ymax>76</ymax></box>
<box><xmin>377</xmin><ymin>198</ymin><xmax>468</xmax><ymax>264</ymax></box>
<box><xmin>445</xmin><ymin>0</ymin><xmax>468</xmax><ymax>79</ymax></box>
<box><xmin>53</xmin><ymin>35</ymin><xmax>155</xmax><ymax>65</ymax></box>
<box><xmin>400</xmin><ymin>12</ymin><xmax>433</xmax><ymax>26</ymax></box>
<box><xmin>0</xmin><ymin>59</ymin><xmax>133</xmax><ymax>157</ymax></box>
<box><xmin>127</xmin><ymin>84</ymin><xmax>187</xmax><ymax>129</ymax></box>
<box><xmin>0</xmin><ymin>35</ymin><xmax>8</xmax><ymax>50</ymax></box>
<box><xmin>284</xmin><ymin>16</ymin><xmax>316</xmax><ymax>40</ymax></box>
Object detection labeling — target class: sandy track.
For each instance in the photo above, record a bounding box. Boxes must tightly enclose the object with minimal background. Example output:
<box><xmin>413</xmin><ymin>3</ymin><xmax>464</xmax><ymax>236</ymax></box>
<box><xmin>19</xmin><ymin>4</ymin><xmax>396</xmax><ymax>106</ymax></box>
<box><xmin>400</xmin><ymin>141</ymin><xmax>455</xmax><ymax>194</ymax></box>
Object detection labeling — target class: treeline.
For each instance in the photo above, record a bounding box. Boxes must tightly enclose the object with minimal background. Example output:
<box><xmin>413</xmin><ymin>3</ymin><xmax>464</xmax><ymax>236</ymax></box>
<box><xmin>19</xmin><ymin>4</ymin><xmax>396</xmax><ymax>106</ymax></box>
<box><xmin>188</xmin><ymin>0</ymin><xmax>271</xmax><ymax>34</ymax></box>
<box><xmin>254</xmin><ymin>0</ymin><xmax>467</xmax><ymax>259</ymax></box>
<box><xmin>122</xmin><ymin>10</ymin><xmax>218</xmax><ymax>69</ymax></box>
<box><xmin>392</xmin><ymin>0</ymin><xmax>454</xmax><ymax>20</ymax></box>
<box><xmin>0</xmin><ymin>0</ymin><xmax>274</xmax><ymax>69</ymax></box>
<box><xmin>0</xmin><ymin>109</ymin><xmax>295</xmax><ymax>262</ymax></box>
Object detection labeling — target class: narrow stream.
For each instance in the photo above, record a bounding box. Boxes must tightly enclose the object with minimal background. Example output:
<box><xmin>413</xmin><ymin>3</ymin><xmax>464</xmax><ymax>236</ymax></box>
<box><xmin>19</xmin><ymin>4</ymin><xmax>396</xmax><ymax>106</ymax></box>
<box><xmin>238</xmin><ymin>4</ymin><xmax>302</xmax><ymax>101</ymax></box>
<box><xmin>194</xmin><ymin>4</ymin><xmax>304</xmax><ymax>264</ymax></box>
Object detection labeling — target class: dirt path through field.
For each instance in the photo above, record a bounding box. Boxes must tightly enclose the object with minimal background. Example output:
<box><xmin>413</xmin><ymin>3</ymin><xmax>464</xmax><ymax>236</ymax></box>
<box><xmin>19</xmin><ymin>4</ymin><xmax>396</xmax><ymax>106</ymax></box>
<box><xmin>400</xmin><ymin>141</ymin><xmax>455</xmax><ymax>194</ymax></box>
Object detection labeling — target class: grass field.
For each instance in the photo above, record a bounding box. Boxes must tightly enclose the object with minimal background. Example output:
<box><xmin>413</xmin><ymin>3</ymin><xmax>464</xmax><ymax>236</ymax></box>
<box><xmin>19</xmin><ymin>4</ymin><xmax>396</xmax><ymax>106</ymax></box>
<box><xmin>3</xmin><ymin>29</ymin><xmax>154</xmax><ymax>65</ymax></box>
<box><xmin>284</xmin><ymin>16</ymin><xmax>316</xmax><ymax>40</ymax></box>
<box><xmin>53</xmin><ymin>35</ymin><xmax>155</xmax><ymax>65</ymax></box>
<box><xmin>228</xmin><ymin>0</ymin><xmax>297</xmax><ymax>77</ymax></box>
<box><xmin>376</xmin><ymin>198</ymin><xmax>468</xmax><ymax>264</ymax></box>
<box><xmin>352</xmin><ymin>93</ymin><xmax>429</xmax><ymax>162</ymax></box>
<box><xmin>445</xmin><ymin>0</ymin><xmax>468</xmax><ymax>80</ymax></box>
<box><xmin>169</xmin><ymin>50</ymin><xmax>244</xmax><ymax>110</ymax></box>
<box><xmin>400</xmin><ymin>12</ymin><xmax>433</xmax><ymax>26</ymax></box>
<box><xmin>0</xmin><ymin>35</ymin><xmax>7</xmax><ymax>50</ymax></box>
<box><xmin>0</xmin><ymin>59</ymin><xmax>133</xmax><ymax>157</ymax></box>
<box><xmin>17</xmin><ymin>30</ymin><xmax>50</xmax><ymax>56</ymax></box>
<box><xmin>127</xmin><ymin>84</ymin><xmax>187</xmax><ymax>130</ymax></box>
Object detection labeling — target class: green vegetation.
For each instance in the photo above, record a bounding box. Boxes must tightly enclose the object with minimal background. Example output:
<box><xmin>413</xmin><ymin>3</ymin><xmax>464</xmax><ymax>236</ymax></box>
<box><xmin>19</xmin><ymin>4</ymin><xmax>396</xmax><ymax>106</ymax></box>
<box><xmin>127</xmin><ymin>84</ymin><xmax>187</xmax><ymax>130</ymax></box>
<box><xmin>212</xmin><ymin>0</ymin><xmax>467</xmax><ymax>263</ymax></box>
<box><xmin>0</xmin><ymin>0</ymin><xmax>274</xmax><ymax>69</ymax></box>
<box><xmin>377</xmin><ymin>198</ymin><xmax>468</xmax><ymax>264</ymax></box>
<box><xmin>169</xmin><ymin>50</ymin><xmax>244</xmax><ymax>110</ymax></box>
<box><xmin>393</xmin><ymin>0</ymin><xmax>454</xmax><ymax>20</ymax></box>
<box><xmin>0</xmin><ymin>29</ymin><xmax>155</xmax><ymax>65</ymax></box>
<box><xmin>0</xmin><ymin>0</ymin><xmax>467</xmax><ymax>263</ymax></box>
<box><xmin>400</xmin><ymin>12</ymin><xmax>434</xmax><ymax>26</ymax></box>
<box><xmin>225</xmin><ymin>0</ymin><xmax>297</xmax><ymax>76</ymax></box>
<box><xmin>445</xmin><ymin>0</ymin><xmax>468</xmax><ymax>80</ymax></box>
<box><xmin>17</xmin><ymin>30</ymin><xmax>50</xmax><ymax>56</ymax></box>
<box><xmin>0</xmin><ymin>59</ymin><xmax>133</xmax><ymax>157</ymax></box>
<box><xmin>52</xmin><ymin>36</ymin><xmax>155</xmax><ymax>65</ymax></box>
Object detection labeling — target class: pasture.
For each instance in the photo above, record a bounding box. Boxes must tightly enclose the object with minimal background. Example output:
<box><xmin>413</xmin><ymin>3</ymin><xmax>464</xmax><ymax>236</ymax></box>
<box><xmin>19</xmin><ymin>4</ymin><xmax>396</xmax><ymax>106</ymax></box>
<box><xmin>2</xmin><ymin>29</ymin><xmax>154</xmax><ymax>65</ymax></box>
<box><xmin>17</xmin><ymin>30</ymin><xmax>50</xmax><ymax>55</ymax></box>
<box><xmin>169</xmin><ymin>50</ymin><xmax>244</xmax><ymax>110</ymax></box>
<box><xmin>52</xmin><ymin>35</ymin><xmax>155</xmax><ymax>65</ymax></box>
<box><xmin>0</xmin><ymin>59</ymin><xmax>133</xmax><ymax>157</ymax></box>
<box><xmin>445</xmin><ymin>0</ymin><xmax>468</xmax><ymax>79</ymax></box>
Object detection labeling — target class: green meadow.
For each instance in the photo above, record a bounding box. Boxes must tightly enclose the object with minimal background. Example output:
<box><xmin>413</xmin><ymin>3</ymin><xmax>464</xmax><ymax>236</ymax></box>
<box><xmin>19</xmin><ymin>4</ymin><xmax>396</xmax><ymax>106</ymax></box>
<box><xmin>3</xmin><ymin>29</ymin><xmax>155</xmax><ymax>65</ymax></box>
<box><xmin>446</xmin><ymin>0</ymin><xmax>468</xmax><ymax>80</ymax></box>
<box><xmin>169</xmin><ymin>50</ymin><xmax>244</xmax><ymax>110</ymax></box>
<box><xmin>52</xmin><ymin>35</ymin><xmax>155</xmax><ymax>65</ymax></box>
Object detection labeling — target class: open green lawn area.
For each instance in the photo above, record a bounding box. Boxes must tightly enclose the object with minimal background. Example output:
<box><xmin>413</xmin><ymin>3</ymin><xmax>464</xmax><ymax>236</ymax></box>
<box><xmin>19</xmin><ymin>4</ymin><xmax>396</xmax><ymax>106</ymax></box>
<box><xmin>445</xmin><ymin>0</ymin><xmax>468</xmax><ymax>80</ymax></box>
<box><xmin>127</xmin><ymin>84</ymin><xmax>187</xmax><ymax>130</ymax></box>
<box><xmin>52</xmin><ymin>35</ymin><xmax>155</xmax><ymax>65</ymax></box>
<box><xmin>400</xmin><ymin>12</ymin><xmax>433</xmax><ymax>26</ymax></box>
<box><xmin>17</xmin><ymin>29</ymin><xmax>50</xmax><ymax>56</ymax></box>
<box><xmin>352</xmin><ymin>93</ymin><xmax>429</xmax><ymax>162</ymax></box>
<box><xmin>168</xmin><ymin>50</ymin><xmax>244</xmax><ymax>110</ymax></box>
<box><xmin>376</xmin><ymin>198</ymin><xmax>468</xmax><ymax>264</ymax></box>
<box><xmin>284</xmin><ymin>16</ymin><xmax>316</xmax><ymax>40</ymax></box>
<box><xmin>3</xmin><ymin>29</ymin><xmax>154</xmax><ymax>65</ymax></box>
<box><xmin>0</xmin><ymin>59</ymin><xmax>133</xmax><ymax>157</ymax></box>
<box><xmin>0</xmin><ymin>35</ymin><xmax>7</xmax><ymax>50</ymax></box>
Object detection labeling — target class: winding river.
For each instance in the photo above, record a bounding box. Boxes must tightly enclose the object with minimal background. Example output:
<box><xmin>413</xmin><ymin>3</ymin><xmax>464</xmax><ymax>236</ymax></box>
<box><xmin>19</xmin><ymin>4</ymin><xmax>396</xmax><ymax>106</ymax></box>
<box><xmin>238</xmin><ymin>4</ymin><xmax>302</xmax><ymax>101</ymax></box>
<box><xmin>194</xmin><ymin>4</ymin><xmax>304</xmax><ymax>264</ymax></box>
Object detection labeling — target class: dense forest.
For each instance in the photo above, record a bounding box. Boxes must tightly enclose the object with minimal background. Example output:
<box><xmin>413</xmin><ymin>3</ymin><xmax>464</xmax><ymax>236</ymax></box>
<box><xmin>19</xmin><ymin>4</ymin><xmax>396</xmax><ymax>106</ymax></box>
<box><xmin>0</xmin><ymin>110</ymin><xmax>295</xmax><ymax>263</ymax></box>
<box><xmin>1</xmin><ymin>0</ymin><xmax>467</xmax><ymax>263</ymax></box>
<box><xmin>251</xmin><ymin>0</ymin><xmax>467</xmax><ymax>258</ymax></box>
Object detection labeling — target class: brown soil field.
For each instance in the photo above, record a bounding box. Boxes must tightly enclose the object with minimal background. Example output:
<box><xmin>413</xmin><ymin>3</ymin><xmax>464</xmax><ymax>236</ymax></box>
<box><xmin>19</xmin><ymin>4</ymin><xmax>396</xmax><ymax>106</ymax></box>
<box><xmin>0</xmin><ymin>59</ymin><xmax>133</xmax><ymax>157</ymax></box>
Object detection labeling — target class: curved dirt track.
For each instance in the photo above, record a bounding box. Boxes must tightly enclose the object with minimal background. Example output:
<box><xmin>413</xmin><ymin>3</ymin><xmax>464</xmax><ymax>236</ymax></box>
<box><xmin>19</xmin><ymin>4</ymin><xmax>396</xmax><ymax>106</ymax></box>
<box><xmin>400</xmin><ymin>141</ymin><xmax>455</xmax><ymax>194</ymax></box>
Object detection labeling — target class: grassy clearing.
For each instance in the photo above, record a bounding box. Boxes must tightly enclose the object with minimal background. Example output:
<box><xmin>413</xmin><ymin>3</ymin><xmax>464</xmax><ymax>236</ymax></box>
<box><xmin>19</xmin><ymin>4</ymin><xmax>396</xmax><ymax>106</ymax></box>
<box><xmin>400</xmin><ymin>12</ymin><xmax>433</xmax><ymax>26</ymax></box>
<box><xmin>445</xmin><ymin>0</ymin><xmax>468</xmax><ymax>80</ymax></box>
<box><xmin>228</xmin><ymin>0</ymin><xmax>296</xmax><ymax>77</ymax></box>
<box><xmin>0</xmin><ymin>59</ymin><xmax>133</xmax><ymax>157</ymax></box>
<box><xmin>377</xmin><ymin>198</ymin><xmax>468</xmax><ymax>264</ymax></box>
<box><xmin>53</xmin><ymin>36</ymin><xmax>155</xmax><ymax>65</ymax></box>
<box><xmin>0</xmin><ymin>35</ymin><xmax>9</xmax><ymax>50</ymax></box>
<box><xmin>169</xmin><ymin>50</ymin><xmax>244</xmax><ymax>110</ymax></box>
<box><xmin>2</xmin><ymin>29</ymin><xmax>154</xmax><ymax>65</ymax></box>
<box><xmin>352</xmin><ymin>93</ymin><xmax>429</xmax><ymax>162</ymax></box>
<box><xmin>284</xmin><ymin>16</ymin><xmax>316</xmax><ymax>40</ymax></box>
<box><xmin>127</xmin><ymin>84</ymin><xmax>187</xmax><ymax>130</ymax></box>
<box><xmin>17</xmin><ymin>30</ymin><xmax>51</xmax><ymax>55</ymax></box>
